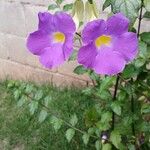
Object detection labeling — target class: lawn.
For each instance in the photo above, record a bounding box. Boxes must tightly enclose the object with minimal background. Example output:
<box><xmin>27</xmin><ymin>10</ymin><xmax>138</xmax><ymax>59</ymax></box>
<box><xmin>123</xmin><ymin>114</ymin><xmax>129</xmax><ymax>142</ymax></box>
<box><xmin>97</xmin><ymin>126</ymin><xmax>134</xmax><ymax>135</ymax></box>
<box><xmin>0</xmin><ymin>80</ymin><xmax>97</xmax><ymax>150</ymax></box>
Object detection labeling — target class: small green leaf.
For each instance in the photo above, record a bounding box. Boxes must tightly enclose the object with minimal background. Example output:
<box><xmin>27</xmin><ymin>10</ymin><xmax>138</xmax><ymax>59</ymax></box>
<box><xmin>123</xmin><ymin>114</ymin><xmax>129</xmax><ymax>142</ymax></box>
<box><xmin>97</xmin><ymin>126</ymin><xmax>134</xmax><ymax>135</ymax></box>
<box><xmin>65</xmin><ymin>128</ymin><xmax>75</xmax><ymax>142</ymax></box>
<box><xmin>99</xmin><ymin>76</ymin><xmax>115</xmax><ymax>93</ymax></box>
<box><xmin>141</xmin><ymin>103</ymin><xmax>150</xmax><ymax>114</ymax></box>
<box><xmin>25</xmin><ymin>84</ymin><xmax>34</xmax><ymax>93</ymax></box>
<box><xmin>48</xmin><ymin>4</ymin><xmax>58</xmax><ymax>10</ymax></box>
<box><xmin>29</xmin><ymin>101</ymin><xmax>38</xmax><ymax>115</ymax></box>
<box><xmin>134</xmin><ymin>58</ymin><xmax>146</xmax><ymax>68</ymax></box>
<box><xmin>102</xmin><ymin>143</ymin><xmax>112</xmax><ymax>150</ymax></box>
<box><xmin>14</xmin><ymin>89</ymin><xmax>21</xmax><ymax>100</ymax></box>
<box><xmin>111</xmin><ymin>101</ymin><xmax>121</xmax><ymax>116</ymax></box>
<box><xmin>57</xmin><ymin>0</ymin><xmax>63</xmax><ymax>4</ymax></box>
<box><xmin>74</xmin><ymin>65</ymin><xmax>88</xmax><ymax>75</ymax></box>
<box><xmin>122</xmin><ymin>64</ymin><xmax>138</xmax><ymax>78</ymax></box>
<box><xmin>38</xmin><ymin>110</ymin><xmax>48</xmax><ymax>123</ymax></box>
<box><xmin>101</xmin><ymin>112</ymin><xmax>112</xmax><ymax>123</ymax></box>
<box><xmin>17</xmin><ymin>96</ymin><xmax>26</xmax><ymax>107</ymax></box>
<box><xmin>140</xmin><ymin>32</ymin><xmax>150</xmax><ymax>45</ymax></box>
<box><xmin>128</xmin><ymin>144</ymin><xmax>136</xmax><ymax>150</ymax></box>
<box><xmin>110</xmin><ymin>130</ymin><xmax>121</xmax><ymax>149</ymax></box>
<box><xmin>103</xmin><ymin>0</ymin><xmax>111</xmax><ymax>10</ymax></box>
<box><xmin>143</xmin><ymin>11</ymin><xmax>150</xmax><ymax>18</ymax></box>
<box><xmin>34</xmin><ymin>90</ymin><xmax>43</xmax><ymax>100</ymax></box>
<box><xmin>82</xmin><ymin>133</ymin><xmax>90</xmax><ymax>145</ymax></box>
<box><xmin>95</xmin><ymin>140</ymin><xmax>101</xmax><ymax>150</ymax></box>
<box><xmin>51</xmin><ymin>116</ymin><xmax>63</xmax><ymax>132</ymax></box>
<box><xmin>44</xmin><ymin>96</ymin><xmax>52</xmax><ymax>107</ymax></box>
<box><xmin>70</xmin><ymin>114</ymin><xmax>78</xmax><ymax>126</ymax></box>
<box><xmin>63</xmin><ymin>4</ymin><xmax>73</xmax><ymax>11</ymax></box>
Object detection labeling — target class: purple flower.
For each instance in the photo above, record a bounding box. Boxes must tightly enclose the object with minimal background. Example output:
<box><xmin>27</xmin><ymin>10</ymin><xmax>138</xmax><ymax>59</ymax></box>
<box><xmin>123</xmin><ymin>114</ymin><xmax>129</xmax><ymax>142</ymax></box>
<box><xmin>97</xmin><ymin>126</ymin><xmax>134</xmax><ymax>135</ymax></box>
<box><xmin>27</xmin><ymin>12</ymin><xmax>76</xmax><ymax>69</ymax></box>
<box><xmin>78</xmin><ymin>13</ymin><xmax>138</xmax><ymax>75</ymax></box>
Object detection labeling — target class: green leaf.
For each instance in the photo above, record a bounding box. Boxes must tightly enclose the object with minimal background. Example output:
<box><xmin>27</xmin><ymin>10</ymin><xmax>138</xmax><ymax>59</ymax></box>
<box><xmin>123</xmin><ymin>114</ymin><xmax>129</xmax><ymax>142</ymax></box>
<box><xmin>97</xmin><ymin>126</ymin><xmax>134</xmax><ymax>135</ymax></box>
<box><xmin>74</xmin><ymin>65</ymin><xmax>88</xmax><ymax>75</ymax></box>
<box><xmin>134</xmin><ymin>58</ymin><xmax>146</xmax><ymax>68</ymax></box>
<box><xmin>102</xmin><ymin>143</ymin><xmax>112</xmax><ymax>150</ymax></box>
<box><xmin>70</xmin><ymin>114</ymin><xmax>78</xmax><ymax>126</ymax></box>
<box><xmin>111</xmin><ymin>101</ymin><xmax>121</xmax><ymax>116</ymax></box>
<box><xmin>95</xmin><ymin>140</ymin><xmax>101</xmax><ymax>150</ymax></box>
<box><xmin>34</xmin><ymin>90</ymin><xmax>43</xmax><ymax>100</ymax></box>
<box><xmin>140</xmin><ymin>32</ymin><xmax>150</xmax><ymax>45</ymax></box>
<box><xmin>143</xmin><ymin>11</ymin><xmax>150</xmax><ymax>18</ymax></box>
<box><xmin>110</xmin><ymin>130</ymin><xmax>121</xmax><ymax>149</ymax></box>
<box><xmin>99</xmin><ymin>76</ymin><xmax>115</xmax><ymax>93</ymax></box>
<box><xmin>48</xmin><ymin>4</ymin><xmax>58</xmax><ymax>10</ymax></box>
<box><xmin>38</xmin><ymin>110</ymin><xmax>48</xmax><ymax>123</ymax></box>
<box><xmin>25</xmin><ymin>84</ymin><xmax>34</xmax><ymax>93</ymax></box>
<box><xmin>29</xmin><ymin>101</ymin><xmax>38</xmax><ymax>115</ymax></box>
<box><xmin>14</xmin><ymin>89</ymin><xmax>21</xmax><ymax>100</ymax></box>
<box><xmin>63</xmin><ymin>4</ymin><xmax>73</xmax><ymax>11</ymax></box>
<box><xmin>57</xmin><ymin>0</ymin><xmax>63</xmax><ymax>4</ymax></box>
<box><xmin>141</xmin><ymin>103</ymin><xmax>150</xmax><ymax>114</ymax></box>
<box><xmin>103</xmin><ymin>0</ymin><xmax>111</xmax><ymax>10</ymax></box>
<box><xmin>50</xmin><ymin>116</ymin><xmax>63</xmax><ymax>132</ymax></box>
<box><xmin>44</xmin><ymin>96</ymin><xmax>52</xmax><ymax>107</ymax></box>
<box><xmin>144</xmin><ymin>0</ymin><xmax>150</xmax><ymax>11</ymax></box>
<box><xmin>82</xmin><ymin>133</ymin><xmax>90</xmax><ymax>145</ymax></box>
<box><xmin>101</xmin><ymin>112</ymin><xmax>112</xmax><ymax>123</ymax></box>
<box><xmin>122</xmin><ymin>64</ymin><xmax>138</xmax><ymax>78</ymax></box>
<box><xmin>17</xmin><ymin>96</ymin><xmax>26</xmax><ymax>107</ymax></box>
<box><xmin>109</xmin><ymin>0</ymin><xmax>141</xmax><ymax>25</ymax></box>
<box><xmin>138</xmin><ymin>41</ymin><xmax>148</xmax><ymax>59</ymax></box>
<box><xmin>65</xmin><ymin>128</ymin><xmax>75</xmax><ymax>142</ymax></box>
<box><xmin>128</xmin><ymin>144</ymin><xmax>136</xmax><ymax>150</ymax></box>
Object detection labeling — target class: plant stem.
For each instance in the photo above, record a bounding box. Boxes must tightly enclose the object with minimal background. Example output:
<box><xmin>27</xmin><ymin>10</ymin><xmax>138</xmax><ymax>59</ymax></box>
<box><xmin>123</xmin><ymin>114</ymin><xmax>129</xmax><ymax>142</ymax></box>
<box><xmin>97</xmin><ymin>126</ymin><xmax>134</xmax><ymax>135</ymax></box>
<box><xmin>112</xmin><ymin>75</ymin><xmax>120</xmax><ymax>130</ymax></box>
<box><xmin>137</xmin><ymin>0</ymin><xmax>144</xmax><ymax>37</ymax></box>
<box><xmin>130</xmin><ymin>0</ymin><xmax>144</xmax><ymax>137</ymax></box>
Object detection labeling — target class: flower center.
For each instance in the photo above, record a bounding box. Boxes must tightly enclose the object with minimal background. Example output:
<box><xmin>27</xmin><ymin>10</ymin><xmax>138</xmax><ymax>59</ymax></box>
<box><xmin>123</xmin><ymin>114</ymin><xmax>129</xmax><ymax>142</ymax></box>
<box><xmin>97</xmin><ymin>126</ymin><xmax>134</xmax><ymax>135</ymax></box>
<box><xmin>53</xmin><ymin>32</ymin><xmax>65</xmax><ymax>43</ymax></box>
<box><xmin>95</xmin><ymin>35</ymin><xmax>111</xmax><ymax>48</ymax></box>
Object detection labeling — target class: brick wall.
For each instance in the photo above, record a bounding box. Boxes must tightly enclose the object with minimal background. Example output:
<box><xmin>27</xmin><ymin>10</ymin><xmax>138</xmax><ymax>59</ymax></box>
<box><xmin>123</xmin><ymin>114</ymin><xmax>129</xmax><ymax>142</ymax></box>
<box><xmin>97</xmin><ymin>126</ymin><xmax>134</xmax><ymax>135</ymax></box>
<box><xmin>0</xmin><ymin>0</ymin><xmax>149</xmax><ymax>87</ymax></box>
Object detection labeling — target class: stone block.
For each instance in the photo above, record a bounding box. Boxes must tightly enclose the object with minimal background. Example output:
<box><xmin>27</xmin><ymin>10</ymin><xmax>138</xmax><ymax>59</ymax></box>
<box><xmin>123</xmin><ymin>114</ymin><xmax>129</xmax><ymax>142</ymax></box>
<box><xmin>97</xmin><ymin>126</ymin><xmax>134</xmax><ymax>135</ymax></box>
<box><xmin>0</xmin><ymin>1</ymin><xmax>27</xmax><ymax>37</ymax></box>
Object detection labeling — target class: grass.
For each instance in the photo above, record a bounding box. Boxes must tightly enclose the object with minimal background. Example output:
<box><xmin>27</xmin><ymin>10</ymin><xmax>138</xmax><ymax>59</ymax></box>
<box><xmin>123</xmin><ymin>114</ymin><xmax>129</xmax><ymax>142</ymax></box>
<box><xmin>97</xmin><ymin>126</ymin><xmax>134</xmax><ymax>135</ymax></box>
<box><xmin>0</xmin><ymin>80</ymin><xmax>97</xmax><ymax>150</ymax></box>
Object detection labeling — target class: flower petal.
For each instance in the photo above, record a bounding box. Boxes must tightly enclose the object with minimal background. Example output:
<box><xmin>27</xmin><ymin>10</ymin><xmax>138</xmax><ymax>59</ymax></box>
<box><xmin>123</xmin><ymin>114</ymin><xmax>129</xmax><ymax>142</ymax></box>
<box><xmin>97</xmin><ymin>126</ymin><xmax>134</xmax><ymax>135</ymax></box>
<box><xmin>39</xmin><ymin>44</ymin><xmax>65</xmax><ymax>69</ymax></box>
<box><xmin>54</xmin><ymin>12</ymin><xmax>76</xmax><ymax>34</ymax></box>
<box><xmin>38</xmin><ymin>12</ymin><xmax>56</xmax><ymax>33</ymax></box>
<box><xmin>113</xmin><ymin>32</ymin><xmax>138</xmax><ymax>62</ymax></box>
<box><xmin>78</xmin><ymin>43</ymin><xmax>98</xmax><ymax>68</ymax></box>
<box><xmin>82</xmin><ymin>19</ymin><xmax>107</xmax><ymax>44</ymax></box>
<box><xmin>26</xmin><ymin>30</ymin><xmax>51</xmax><ymax>55</ymax></box>
<box><xmin>63</xmin><ymin>33</ymin><xmax>74</xmax><ymax>60</ymax></box>
<box><xmin>107</xmin><ymin>13</ymin><xmax>129</xmax><ymax>35</ymax></box>
<box><xmin>93</xmin><ymin>47</ymin><xmax>126</xmax><ymax>75</ymax></box>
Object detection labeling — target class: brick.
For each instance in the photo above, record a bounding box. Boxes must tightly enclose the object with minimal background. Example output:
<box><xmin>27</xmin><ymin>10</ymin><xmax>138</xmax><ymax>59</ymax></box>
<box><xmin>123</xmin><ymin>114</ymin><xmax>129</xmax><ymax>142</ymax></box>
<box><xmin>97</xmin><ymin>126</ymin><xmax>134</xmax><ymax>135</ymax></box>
<box><xmin>24</xmin><ymin>5</ymin><xmax>47</xmax><ymax>34</ymax></box>
<box><xmin>0</xmin><ymin>33</ymin><xmax>9</xmax><ymax>59</ymax></box>
<box><xmin>0</xmin><ymin>1</ymin><xmax>27</xmax><ymax>37</ymax></box>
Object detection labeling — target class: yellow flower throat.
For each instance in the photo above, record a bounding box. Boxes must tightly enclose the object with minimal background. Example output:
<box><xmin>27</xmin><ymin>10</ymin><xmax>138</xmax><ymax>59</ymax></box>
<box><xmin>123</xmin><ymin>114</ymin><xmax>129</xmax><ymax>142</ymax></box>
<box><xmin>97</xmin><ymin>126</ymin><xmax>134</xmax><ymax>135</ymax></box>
<box><xmin>95</xmin><ymin>35</ymin><xmax>111</xmax><ymax>48</ymax></box>
<box><xmin>53</xmin><ymin>32</ymin><xmax>65</xmax><ymax>43</ymax></box>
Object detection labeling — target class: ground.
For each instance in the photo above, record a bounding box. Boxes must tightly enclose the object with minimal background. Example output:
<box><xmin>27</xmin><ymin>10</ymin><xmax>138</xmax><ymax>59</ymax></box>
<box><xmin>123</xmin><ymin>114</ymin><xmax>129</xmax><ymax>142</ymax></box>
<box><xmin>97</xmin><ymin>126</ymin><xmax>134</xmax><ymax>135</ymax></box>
<box><xmin>0</xmin><ymin>80</ymin><xmax>96</xmax><ymax>150</ymax></box>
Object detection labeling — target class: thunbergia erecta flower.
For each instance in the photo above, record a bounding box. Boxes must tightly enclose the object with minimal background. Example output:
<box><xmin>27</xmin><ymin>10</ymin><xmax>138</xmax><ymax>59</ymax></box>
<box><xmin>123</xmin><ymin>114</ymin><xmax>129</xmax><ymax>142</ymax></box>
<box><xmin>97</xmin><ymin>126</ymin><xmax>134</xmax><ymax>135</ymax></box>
<box><xmin>27</xmin><ymin>12</ymin><xmax>76</xmax><ymax>68</ymax></box>
<box><xmin>78</xmin><ymin>13</ymin><xmax>138</xmax><ymax>75</ymax></box>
